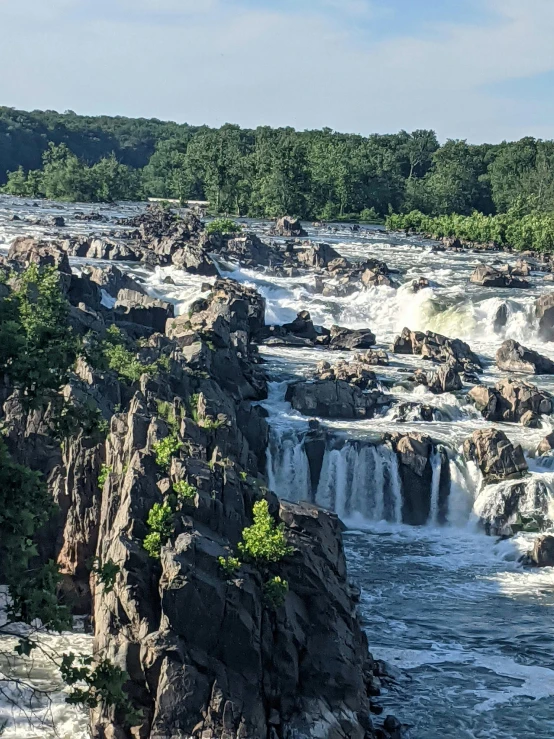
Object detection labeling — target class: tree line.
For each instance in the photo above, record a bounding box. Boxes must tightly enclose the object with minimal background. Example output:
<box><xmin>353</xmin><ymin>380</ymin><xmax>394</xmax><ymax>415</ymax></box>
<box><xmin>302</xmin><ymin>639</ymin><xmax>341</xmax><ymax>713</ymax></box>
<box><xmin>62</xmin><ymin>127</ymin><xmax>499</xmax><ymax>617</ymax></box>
<box><xmin>2</xmin><ymin>106</ymin><xmax>554</xmax><ymax>223</ymax></box>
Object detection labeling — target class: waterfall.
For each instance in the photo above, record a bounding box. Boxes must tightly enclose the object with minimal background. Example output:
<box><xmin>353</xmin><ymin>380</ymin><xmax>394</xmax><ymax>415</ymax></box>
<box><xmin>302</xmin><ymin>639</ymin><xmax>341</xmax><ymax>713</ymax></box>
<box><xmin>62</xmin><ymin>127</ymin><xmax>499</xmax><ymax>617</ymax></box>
<box><xmin>428</xmin><ymin>448</ymin><xmax>443</xmax><ymax>526</ymax></box>
<box><xmin>267</xmin><ymin>427</ymin><xmax>311</xmax><ymax>503</ymax></box>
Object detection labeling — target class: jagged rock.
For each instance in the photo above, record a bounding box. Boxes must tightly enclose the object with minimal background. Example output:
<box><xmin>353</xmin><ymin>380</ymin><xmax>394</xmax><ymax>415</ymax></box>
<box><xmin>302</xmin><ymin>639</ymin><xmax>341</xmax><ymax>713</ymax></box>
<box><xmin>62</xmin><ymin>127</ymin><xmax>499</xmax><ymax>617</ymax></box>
<box><xmin>470</xmin><ymin>264</ymin><xmax>529</xmax><ymax>288</ymax></box>
<box><xmin>115</xmin><ymin>289</ymin><xmax>175</xmax><ymax>334</ymax></box>
<box><xmin>298</xmin><ymin>242</ymin><xmax>341</xmax><ymax>269</ymax></box>
<box><xmin>469</xmin><ymin>378</ymin><xmax>552</xmax><ymax>426</ymax></box>
<box><xmin>389</xmin><ymin>402</ymin><xmax>438</xmax><ymax>423</ymax></box>
<box><xmin>8</xmin><ymin>236</ymin><xmax>71</xmax><ymax>274</ymax></box>
<box><xmin>463</xmin><ymin>428</ymin><xmax>528</xmax><ymax>483</ymax></box>
<box><xmin>426</xmin><ymin>363</ymin><xmax>463</xmax><ymax>394</ymax></box>
<box><xmin>391</xmin><ymin>328</ymin><xmax>482</xmax><ymax>371</ymax></box>
<box><xmin>271</xmin><ymin>216</ymin><xmax>306</xmax><ymax>237</ymax></box>
<box><xmin>537</xmin><ymin>431</ymin><xmax>554</xmax><ymax>456</ymax></box>
<box><xmin>354</xmin><ymin>349</ymin><xmax>389</xmax><ymax>366</ymax></box>
<box><xmin>282</xmin><ymin>310</ymin><xmax>325</xmax><ymax>342</ymax></box>
<box><xmin>329</xmin><ymin>325</ymin><xmax>376</xmax><ymax>350</ymax></box>
<box><xmin>286</xmin><ymin>380</ymin><xmax>390</xmax><ymax>419</ymax></box>
<box><xmin>495</xmin><ymin>339</ymin><xmax>554</xmax><ymax>374</ymax></box>
<box><xmin>386</xmin><ymin>433</ymin><xmax>448</xmax><ymax>526</ymax></box>
<box><xmin>63</xmin><ymin>235</ymin><xmax>141</xmax><ymax>261</ymax></box>
<box><xmin>361</xmin><ymin>269</ymin><xmax>396</xmax><ymax>288</ymax></box>
<box><xmin>536</xmin><ymin>294</ymin><xmax>554</xmax><ymax>341</ymax></box>
<box><xmin>315</xmin><ymin>359</ymin><xmax>377</xmax><ymax>390</ymax></box>
<box><xmin>83</xmin><ymin>264</ymin><xmax>147</xmax><ymax>297</ymax></box>
<box><xmin>172</xmin><ymin>243</ymin><xmax>216</xmax><ymax>275</ymax></box>
<box><xmin>530</xmin><ymin>535</ymin><xmax>554</xmax><ymax>566</ymax></box>
<box><xmin>493</xmin><ymin>303</ymin><xmax>509</xmax><ymax>333</ymax></box>
<box><xmin>411</xmin><ymin>277</ymin><xmax>431</xmax><ymax>293</ymax></box>
<box><xmin>220</xmin><ymin>233</ymin><xmax>273</xmax><ymax>267</ymax></box>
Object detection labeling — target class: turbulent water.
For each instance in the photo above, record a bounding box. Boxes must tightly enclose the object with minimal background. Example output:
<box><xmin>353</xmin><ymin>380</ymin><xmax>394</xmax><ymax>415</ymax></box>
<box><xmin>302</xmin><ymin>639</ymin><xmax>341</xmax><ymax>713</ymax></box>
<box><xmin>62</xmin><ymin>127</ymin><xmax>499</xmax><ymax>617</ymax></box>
<box><xmin>2</xmin><ymin>195</ymin><xmax>554</xmax><ymax>738</ymax></box>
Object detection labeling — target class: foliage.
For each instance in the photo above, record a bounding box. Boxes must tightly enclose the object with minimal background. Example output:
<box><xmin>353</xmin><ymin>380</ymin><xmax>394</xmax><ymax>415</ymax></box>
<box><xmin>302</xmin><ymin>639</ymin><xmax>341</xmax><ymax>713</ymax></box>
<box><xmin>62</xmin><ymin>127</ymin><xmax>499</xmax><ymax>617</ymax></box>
<box><xmin>173</xmin><ymin>479</ymin><xmax>197</xmax><ymax>502</ymax></box>
<box><xmin>205</xmin><ymin>218</ymin><xmax>242</xmax><ymax>235</ymax></box>
<box><xmin>143</xmin><ymin>501</ymin><xmax>174</xmax><ymax>558</ymax></box>
<box><xmin>53</xmin><ymin>399</ymin><xmax>109</xmax><ymax>441</ymax></box>
<box><xmin>98</xmin><ymin>463</ymin><xmax>112</xmax><ymax>489</ymax></box>
<box><xmin>94</xmin><ymin>325</ymin><xmax>165</xmax><ymax>383</ymax></box>
<box><xmin>237</xmin><ymin>499</ymin><xmax>293</xmax><ymax>565</ymax></box>
<box><xmin>263</xmin><ymin>576</ymin><xmax>289</xmax><ymax>609</ymax></box>
<box><xmin>60</xmin><ymin>654</ymin><xmax>140</xmax><ymax>724</ymax></box>
<box><xmin>90</xmin><ymin>557</ymin><xmax>120</xmax><ymax>593</ymax></box>
<box><xmin>218</xmin><ymin>556</ymin><xmax>241</xmax><ymax>577</ymax></box>
<box><xmin>386</xmin><ymin>207</ymin><xmax>554</xmax><ymax>253</ymax></box>
<box><xmin>153</xmin><ymin>433</ymin><xmax>183</xmax><ymax>470</ymax></box>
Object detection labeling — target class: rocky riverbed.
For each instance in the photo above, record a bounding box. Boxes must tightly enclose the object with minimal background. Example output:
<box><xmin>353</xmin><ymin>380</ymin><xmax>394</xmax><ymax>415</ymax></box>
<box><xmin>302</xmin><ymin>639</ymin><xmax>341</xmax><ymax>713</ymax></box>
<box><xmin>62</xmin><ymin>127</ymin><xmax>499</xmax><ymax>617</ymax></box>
<box><xmin>2</xmin><ymin>195</ymin><xmax>554</xmax><ymax>738</ymax></box>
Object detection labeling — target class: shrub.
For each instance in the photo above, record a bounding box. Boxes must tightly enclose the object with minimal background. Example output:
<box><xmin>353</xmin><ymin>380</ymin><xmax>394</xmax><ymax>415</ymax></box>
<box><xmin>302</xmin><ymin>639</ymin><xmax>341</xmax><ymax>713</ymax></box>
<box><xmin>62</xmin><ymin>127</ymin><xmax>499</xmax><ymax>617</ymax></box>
<box><xmin>143</xmin><ymin>501</ymin><xmax>174</xmax><ymax>558</ymax></box>
<box><xmin>205</xmin><ymin>218</ymin><xmax>242</xmax><ymax>236</ymax></box>
<box><xmin>218</xmin><ymin>555</ymin><xmax>241</xmax><ymax>576</ymax></box>
<box><xmin>153</xmin><ymin>433</ymin><xmax>183</xmax><ymax>470</ymax></box>
<box><xmin>173</xmin><ymin>479</ymin><xmax>197</xmax><ymax>502</ymax></box>
<box><xmin>98</xmin><ymin>464</ymin><xmax>112</xmax><ymax>489</ymax></box>
<box><xmin>263</xmin><ymin>576</ymin><xmax>289</xmax><ymax>609</ymax></box>
<box><xmin>99</xmin><ymin>325</ymin><xmax>165</xmax><ymax>384</ymax></box>
<box><xmin>237</xmin><ymin>499</ymin><xmax>293</xmax><ymax>564</ymax></box>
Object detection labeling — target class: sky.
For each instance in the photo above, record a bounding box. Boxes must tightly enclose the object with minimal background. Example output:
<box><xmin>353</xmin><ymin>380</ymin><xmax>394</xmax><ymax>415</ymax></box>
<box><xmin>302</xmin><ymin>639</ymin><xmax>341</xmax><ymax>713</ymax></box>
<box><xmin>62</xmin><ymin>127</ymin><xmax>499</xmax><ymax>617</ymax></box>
<box><xmin>1</xmin><ymin>0</ymin><xmax>554</xmax><ymax>143</ymax></box>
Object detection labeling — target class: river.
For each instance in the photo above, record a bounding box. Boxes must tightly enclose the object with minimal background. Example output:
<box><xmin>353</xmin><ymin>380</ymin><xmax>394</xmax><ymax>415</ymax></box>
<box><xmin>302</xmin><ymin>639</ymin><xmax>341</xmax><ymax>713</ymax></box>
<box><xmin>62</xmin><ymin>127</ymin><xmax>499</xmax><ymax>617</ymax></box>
<box><xmin>1</xmin><ymin>196</ymin><xmax>554</xmax><ymax>738</ymax></box>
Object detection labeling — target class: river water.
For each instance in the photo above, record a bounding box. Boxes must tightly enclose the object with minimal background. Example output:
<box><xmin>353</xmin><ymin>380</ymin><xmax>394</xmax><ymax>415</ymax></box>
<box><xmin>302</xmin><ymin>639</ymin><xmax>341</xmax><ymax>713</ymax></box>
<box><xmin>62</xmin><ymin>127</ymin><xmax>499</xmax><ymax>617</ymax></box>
<box><xmin>2</xmin><ymin>196</ymin><xmax>554</xmax><ymax>738</ymax></box>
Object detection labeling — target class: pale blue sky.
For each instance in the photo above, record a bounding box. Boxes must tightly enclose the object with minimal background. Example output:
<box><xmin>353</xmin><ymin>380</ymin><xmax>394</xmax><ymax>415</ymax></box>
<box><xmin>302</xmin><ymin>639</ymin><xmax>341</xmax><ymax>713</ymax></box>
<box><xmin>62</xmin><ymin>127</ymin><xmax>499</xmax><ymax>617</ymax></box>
<box><xmin>1</xmin><ymin>0</ymin><xmax>553</xmax><ymax>143</ymax></box>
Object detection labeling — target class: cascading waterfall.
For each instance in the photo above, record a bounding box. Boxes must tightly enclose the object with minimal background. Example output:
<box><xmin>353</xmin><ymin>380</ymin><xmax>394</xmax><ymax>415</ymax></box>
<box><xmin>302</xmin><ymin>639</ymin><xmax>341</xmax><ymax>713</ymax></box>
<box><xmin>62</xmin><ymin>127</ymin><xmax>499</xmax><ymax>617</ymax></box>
<box><xmin>428</xmin><ymin>447</ymin><xmax>443</xmax><ymax>526</ymax></box>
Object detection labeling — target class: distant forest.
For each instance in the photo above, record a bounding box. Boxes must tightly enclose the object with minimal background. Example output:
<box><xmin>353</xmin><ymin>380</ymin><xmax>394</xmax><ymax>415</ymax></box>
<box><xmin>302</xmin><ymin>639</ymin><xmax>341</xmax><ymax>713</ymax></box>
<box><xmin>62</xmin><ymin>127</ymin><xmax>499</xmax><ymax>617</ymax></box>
<box><xmin>2</xmin><ymin>106</ymin><xmax>554</xmax><ymax>222</ymax></box>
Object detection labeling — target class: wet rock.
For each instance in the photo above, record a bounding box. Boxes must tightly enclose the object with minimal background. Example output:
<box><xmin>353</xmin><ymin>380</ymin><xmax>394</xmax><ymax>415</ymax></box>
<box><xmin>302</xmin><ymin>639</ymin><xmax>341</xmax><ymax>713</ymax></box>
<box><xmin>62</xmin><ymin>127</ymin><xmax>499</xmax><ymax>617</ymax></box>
<box><xmin>470</xmin><ymin>264</ymin><xmax>529</xmax><ymax>288</ymax></box>
<box><xmin>389</xmin><ymin>402</ymin><xmax>439</xmax><ymax>423</ymax></box>
<box><xmin>535</xmin><ymin>293</ymin><xmax>554</xmax><ymax>341</ymax></box>
<box><xmin>172</xmin><ymin>242</ymin><xmax>217</xmax><ymax>275</ymax></box>
<box><xmin>493</xmin><ymin>303</ymin><xmax>509</xmax><ymax>333</ymax></box>
<box><xmin>282</xmin><ymin>310</ymin><xmax>327</xmax><ymax>342</ymax></box>
<box><xmin>537</xmin><ymin>431</ymin><xmax>554</xmax><ymax>456</ymax></box>
<box><xmin>271</xmin><ymin>215</ymin><xmax>307</xmax><ymax>237</ymax></box>
<box><xmin>411</xmin><ymin>277</ymin><xmax>431</xmax><ymax>293</ymax></box>
<box><xmin>298</xmin><ymin>242</ymin><xmax>341</xmax><ymax>269</ymax></box>
<box><xmin>391</xmin><ymin>328</ymin><xmax>482</xmax><ymax>372</ymax></box>
<box><xmin>463</xmin><ymin>428</ymin><xmax>528</xmax><ymax>483</ymax></box>
<box><xmin>83</xmin><ymin>264</ymin><xmax>147</xmax><ymax>297</ymax></box>
<box><xmin>354</xmin><ymin>349</ymin><xmax>389</xmax><ymax>366</ymax></box>
<box><xmin>469</xmin><ymin>378</ymin><xmax>552</xmax><ymax>425</ymax></box>
<box><xmin>427</xmin><ymin>362</ymin><xmax>463</xmax><ymax>394</ymax></box>
<box><xmin>361</xmin><ymin>269</ymin><xmax>397</xmax><ymax>288</ymax></box>
<box><xmin>530</xmin><ymin>535</ymin><xmax>554</xmax><ymax>566</ymax></box>
<box><xmin>495</xmin><ymin>339</ymin><xmax>554</xmax><ymax>374</ymax></box>
<box><xmin>315</xmin><ymin>359</ymin><xmax>377</xmax><ymax>390</ymax></box>
<box><xmin>286</xmin><ymin>380</ymin><xmax>390</xmax><ymax>419</ymax></box>
<box><xmin>329</xmin><ymin>325</ymin><xmax>376</xmax><ymax>350</ymax></box>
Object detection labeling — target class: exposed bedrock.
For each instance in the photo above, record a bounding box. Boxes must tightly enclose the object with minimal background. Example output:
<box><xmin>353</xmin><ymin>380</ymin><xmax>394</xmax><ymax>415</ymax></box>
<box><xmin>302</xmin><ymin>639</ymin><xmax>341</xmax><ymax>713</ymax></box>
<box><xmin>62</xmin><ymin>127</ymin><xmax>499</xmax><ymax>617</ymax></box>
<box><xmin>469</xmin><ymin>378</ymin><xmax>552</xmax><ymax>426</ymax></box>
<box><xmin>286</xmin><ymin>379</ymin><xmax>391</xmax><ymax>419</ymax></box>
<box><xmin>463</xmin><ymin>428</ymin><xmax>528</xmax><ymax>483</ymax></box>
<box><xmin>470</xmin><ymin>264</ymin><xmax>530</xmax><ymax>288</ymax></box>
<box><xmin>391</xmin><ymin>328</ymin><xmax>482</xmax><ymax>372</ymax></box>
<box><xmin>495</xmin><ymin>339</ymin><xmax>554</xmax><ymax>374</ymax></box>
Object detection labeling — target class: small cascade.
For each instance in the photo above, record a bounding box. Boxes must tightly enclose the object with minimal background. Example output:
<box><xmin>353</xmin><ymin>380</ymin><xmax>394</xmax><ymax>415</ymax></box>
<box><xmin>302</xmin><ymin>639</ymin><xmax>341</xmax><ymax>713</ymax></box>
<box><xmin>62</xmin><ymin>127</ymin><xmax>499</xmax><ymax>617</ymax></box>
<box><xmin>267</xmin><ymin>427</ymin><xmax>311</xmax><ymax>503</ymax></box>
<box><xmin>428</xmin><ymin>448</ymin><xmax>443</xmax><ymax>525</ymax></box>
<box><xmin>447</xmin><ymin>454</ymin><xmax>481</xmax><ymax>527</ymax></box>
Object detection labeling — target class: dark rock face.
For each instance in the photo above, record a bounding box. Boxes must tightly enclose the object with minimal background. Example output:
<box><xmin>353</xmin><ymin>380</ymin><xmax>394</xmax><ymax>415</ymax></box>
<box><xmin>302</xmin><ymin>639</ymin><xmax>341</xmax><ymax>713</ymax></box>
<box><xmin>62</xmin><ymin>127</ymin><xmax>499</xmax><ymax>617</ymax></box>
<box><xmin>286</xmin><ymin>380</ymin><xmax>390</xmax><ymax>419</ymax></box>
<box><xmin>530</xmin><ymin>535</ymin><xmax>554</xmax><ymax>566</ymax></box>
<box><xmin>495</xmin><ymin>339</ymin><xmax>554</xmax><ymax>374</ymax></box>
<box><xmin>536</xmin><ymin>294</ymin><xmax>554</xmax><ymax>341</ymax></box>
<box><xmin>8</xmin><ymin>236</ymin><xmax>71</xmax><ymax>274</ymax></box>
<box><xmin>329</xmin><ymin>325</ymin><xmax>376</xmax><ymax>350</ymax></box>
<box><xmin>386</xmin><ymin>433</ymin><xmax>448</xmax><ymax>526</ymax></box>
<box><xmin>426</xmin><ymin>363</ymin><xmax>463</xmax><ymax>394</ymax></box>
<box><xmin>271</xmin><ymin>215</ymin><xmax>307</xmax><ymax>237</ymax></box>
<box><xmin>115</xmin><ymin>289</ymin><xmax>175</xmax><ymax>335</ymax></box>
<box><xmin>315</xmin><ymin>359</ymin><xmax>377</xmax><ymax>390</ymax></box>
<box><xmin>469</xmin><ymin>379</ymin><xmax>552</xmax><ymax>426</ymax></box>
<box><xmin>470</xmin><ymin>264</ymin><xmax>530</xmax><ymax>288</ymax></box>
<box><xmin>391</xmin><ymin>328</ymin><xmax>482</xmax><ymax>372</ymax></box>
<box><xmin>463</xmin><ymin>428</ymin><xmax>528</xmax><ymax>483</ymax></box>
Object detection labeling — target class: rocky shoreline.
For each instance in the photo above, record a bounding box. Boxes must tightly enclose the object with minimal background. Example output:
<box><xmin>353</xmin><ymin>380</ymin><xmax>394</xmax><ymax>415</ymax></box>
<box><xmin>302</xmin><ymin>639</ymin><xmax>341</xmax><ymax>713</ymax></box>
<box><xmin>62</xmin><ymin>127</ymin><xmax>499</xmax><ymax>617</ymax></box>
<box><xmin>0</xmin><ymin>207</ymin><xmax>408</xmax><ymax>739</ymax></box>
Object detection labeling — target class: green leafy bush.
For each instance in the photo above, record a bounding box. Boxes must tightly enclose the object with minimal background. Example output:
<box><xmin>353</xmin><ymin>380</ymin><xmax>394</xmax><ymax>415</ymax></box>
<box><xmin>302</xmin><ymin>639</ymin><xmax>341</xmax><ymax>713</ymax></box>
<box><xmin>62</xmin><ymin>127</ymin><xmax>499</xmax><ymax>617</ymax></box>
<box><xmin>173</xmin><ymin>479</ymin><xmax>197</xmax><ymax>502</ymax></box>
<box><xmin>205</xmin><ymin>218</ymin><xmax>242</xmax><ymax>236</ymax></box>
<box><xmin>153</xmin><ymin>433</ymin><xmax>183</xmax><ymax>470</ymax></box>
<box><xmin>237</xmin><ymin>499</ymin><xmax>293</xmax><ymax>564</ymax></box>
<box><xmin>143</xmin><ymin>501</ymin><xmax>174</xmax><ymax>558</ymax></box>
<box><xmin>98</xmin><ymin>463</ymin><xmax>112</xmax><ymax>489</ymax></box>
<box><xmin>90</xmin><ymin>557</ymin><xmax>119</xmax><ymax>593</ymax></box>
<box><xmin>218</xmin><ymin>555</ymin><xmax>241</xmax><ymax>576</ymax></box>
<box><xmin>263</xmin><ymin>576</ymin><xmax>289</xmax><ymax>609</ymax></box>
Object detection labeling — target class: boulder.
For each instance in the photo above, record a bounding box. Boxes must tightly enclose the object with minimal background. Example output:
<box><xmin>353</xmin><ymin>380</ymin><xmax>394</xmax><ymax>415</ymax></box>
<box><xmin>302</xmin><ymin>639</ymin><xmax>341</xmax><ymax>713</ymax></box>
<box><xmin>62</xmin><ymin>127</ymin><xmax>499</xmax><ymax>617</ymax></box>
<box><xmin>463</xmin><ymin>428</ymin><xmax>528</xmax><ymax>483</ymax></box>
<box><xmin>427</xmin><ymin>362</ymin><xmax>463</xmax><ymax>394</ymax></box>
<box><xmin>272</xmin><ymin>216</ymin><xmax>307</xmax><ymax>237</ymax></box>
<box><xmin>470</xmin><ymin>264</ymin><xmax>529</xmax><ymax>288</ymax></box>
<box><xmin>361</xmin><ymin>269</ymin><xmax>396</xmax><ymax>288</ymax></box>
<box><xmin>329</xmin><ymin>325</ymin><xmax>376</xmax><ymax>350</ymax></box>
<box><xmin>391</xmin><ymin>328</ymin><xmax>482</xmax><ymax>371</ymax></box>
<box><xmin>469</xmin><ymin>378</ymin><xmax>552</xmax><ymax>426</ymax></box>
<box><xmin>172</xmin><ymin>243</ymin><xmax>217</xmax><ymax>275</ymax></box>
<box><xmin>115</xmin><ymin>289</ymin><xmax>175</xmax><ymax>334</ymax></box>
<box><xmin>354</xmin><ymin>349</ymin><xmax>389</xmax><ymax>366</ymax></box>
<box><xmin>536</xmin><ymin>294</ymin><xmax>554</xmax><ymax>341</ymax></box>
<box><xmin>282</xmin><ymin>311</ymin><xmax>326</xmax><ymax>342</ymax></box>
<box><xmin>537</xmin><ymin>432</ymin><xmax>554</xmax><ymax>456</ymax></box>
<box><xmin>530</xmin><ymin>535</ymin><xmax>554</xmax><ymax>566</ymax></box>
<box><xmin>285</xmin><ymin>380</ymin><xmax>390</xmax><ymax>419</ymax></box>
<box><xmin>315</xmin><ymin>359</ymin><xmax>377</xmax><ymax>390</ymax></box>
<box><xmin>83</xmin><ymin>264</ymin><xmax>147</xmax><ymax>298</ymax></box>
<box><xmin>495</xmin><ymin>339</ymin><xmax>554</xmax><ymax>374</ymax></box>
<box><xmin>298</xmin><ymin>242</ymin><xmax>341</xmax><ymax>269</ymax></box>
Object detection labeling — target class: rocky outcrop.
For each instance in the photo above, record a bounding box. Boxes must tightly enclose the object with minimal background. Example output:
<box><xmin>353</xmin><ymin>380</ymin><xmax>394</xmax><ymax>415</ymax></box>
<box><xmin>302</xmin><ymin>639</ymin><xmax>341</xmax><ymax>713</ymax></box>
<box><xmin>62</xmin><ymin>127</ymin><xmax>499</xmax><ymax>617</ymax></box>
<box><xmin>315</xmin><ymin>359</ymin><xmax>377</xmax><ymax>390</ymax></box>
<box><xmin>8</xmin><ymin>236</ymin><xmax>71</xmax><ymax>274</ymax></box>
<box><xmin>386</xmin><ymin>433</ymin><xmax>449</xmax><ymax>526</ymax></box>
<box><xmin>495</xmin><ymin>339</ymin><xmax>554</xmax><ymax>374</ymax></box>
<box><xmin>537</xmin><ymin>432</ymin><xmax>554</xmax><ymax>456</ymax></box>
<box><xmin>115</xmin><ymin>289</ymin><xmax>175</xmax><ymax>335</ymax></box>
<box><xmin>469</xmin><ymin>379</ymin><xmax>552</xmax><ymax>426</ymax></box>
<box><xmin>536</xmin><ymin>294</ymin><xmax>554</xmax><ymax>341</ymax></box>
<box><xmin>286</xmin><ymin>380</ymin><xmax>390</xmax><ymax>419</ymax></box>
<box><xmin>298</xmin><ymin>242</ymin><xmax>341</xmax><ymax>268</ymax></box>
<box><xmin>463</xmin><ymin>429</ymin><xmax>528</xmax><ymax>483</ymax></box>
<box><xmin>530</xmin><ymin>535</ymin><xmax>554</xmax><ymax>566</ymax></box>
<box><xmin>470</xmin><ymin>264</ymin><xmax>529</xmax><ymax>288</ymax></box>
<box><xmin>329</xmin><ymin>325</ymin><xmax>376</xmax><ymax>350</ymax></box>
<box><xmin>416</xmin><ymin>362</ymin><xmax>463</xmax><ymax>394</ymax></box>
<box><xmin>271</xmin><ymin>216</ymin><xmax>307</xmax><ymax>237</ymax></box>
<box><xmin>392</xmin><ymin>328</ymin><xmax>482</xmax><ymax>372</ymax></box>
